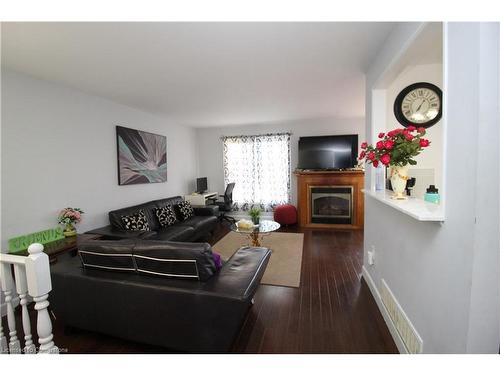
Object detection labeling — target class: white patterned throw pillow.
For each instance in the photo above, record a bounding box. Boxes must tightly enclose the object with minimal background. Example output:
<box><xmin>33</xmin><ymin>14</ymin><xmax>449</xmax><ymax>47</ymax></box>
<box><xmin>177</xmin><ymin>201</ymin><xmax>194</xmax><ymax>221</ymax></box>
<box><xmin>121</xmin><ymin>210</ymin><xmax>151</xmax><ymax>231</ymax></box>
<box><xmin>155</xmin><ymin>205</ymin><xmax>178</xmax><ymax>227</ymax></box>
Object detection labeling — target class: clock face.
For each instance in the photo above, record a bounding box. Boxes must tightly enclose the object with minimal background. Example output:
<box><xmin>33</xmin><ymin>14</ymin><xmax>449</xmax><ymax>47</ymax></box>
<box><xmin>394</xmin><ymin>82</ymin><xmax>442</xmax><ymax>128</ymax></box>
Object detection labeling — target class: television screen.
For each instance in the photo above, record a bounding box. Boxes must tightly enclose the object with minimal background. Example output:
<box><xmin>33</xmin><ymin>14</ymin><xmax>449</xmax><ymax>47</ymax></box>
<box><xmin>298</xmin><ymin>135</ymin><xmax>358</xmax><ymax>170</ymax></box>
<box><xmin>196</xmin><ymin>177</ymin><xmax>208</xmax><ymax>193</ymax></box>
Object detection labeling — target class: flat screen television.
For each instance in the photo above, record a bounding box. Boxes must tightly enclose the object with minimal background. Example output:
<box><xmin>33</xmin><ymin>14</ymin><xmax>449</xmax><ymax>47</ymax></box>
<box><xmin>298</xmin><ymin>135</ymin><xmax>358</xmax><ymax>170</ymax></box>
<box><xmin>196</xmin><ymin>177</ymin><xmax>208</xmax><ymax>193</ymax></box>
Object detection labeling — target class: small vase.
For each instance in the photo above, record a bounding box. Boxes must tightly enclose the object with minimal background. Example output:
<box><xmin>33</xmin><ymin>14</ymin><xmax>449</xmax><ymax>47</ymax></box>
<box><xmin>251</xmin><ymin>216</ymin><xmax>260</xmax><ymax>225</ymax></box>
<box><xmin>63</xmin><ymin>223</ymin><xmax>77</xmax><ymax>237</ymax></box>
<box><xmin>390</xmin><ymin>165</ymin><xmax>409</xmax><ymax>200</ymax></box>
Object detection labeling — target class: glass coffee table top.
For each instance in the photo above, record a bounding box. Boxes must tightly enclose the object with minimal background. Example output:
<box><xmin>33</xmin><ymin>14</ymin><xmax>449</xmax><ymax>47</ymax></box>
<box><xmin>230</xmin><ymin>220</ymin><xmax>280</xmax><ymax>234</ymax></box>
<box><xmin>230</xmin><ymin>220</ymin><xmax>280</xmax><ymax>247</ymax></box>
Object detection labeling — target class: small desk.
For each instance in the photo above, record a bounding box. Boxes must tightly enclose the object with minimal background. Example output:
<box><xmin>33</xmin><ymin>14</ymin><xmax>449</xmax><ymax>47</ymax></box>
<box><xmin>184</xmin><ymin>192</ymin><xmax>218</xmax><ymax>206</ymax></box>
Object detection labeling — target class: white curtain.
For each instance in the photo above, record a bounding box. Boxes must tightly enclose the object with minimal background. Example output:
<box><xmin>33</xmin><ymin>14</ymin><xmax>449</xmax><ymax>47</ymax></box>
<box><xmin>222</xmin><ymin>133</ymin><xmax>291</xmax><ymax>211</ymax></box>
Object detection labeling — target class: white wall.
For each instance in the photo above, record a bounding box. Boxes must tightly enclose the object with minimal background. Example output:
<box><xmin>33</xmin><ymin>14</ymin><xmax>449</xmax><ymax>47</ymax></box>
<box><xmin>0</xmin><ymin>26</ymin><xmax>5</xmax><ymax>314</ymax></box>
<box><xmin>1</xmin><ymin>70</ymin><xmax>198</xmax><ymax>249</ymax></box>
<box><xmin>195</xmin><ymin>117</ymin><xmax>365</xmax><ymax>206</ymax></box>
<box><xmin>465</xmin><ymin>22</ymin><xmax>500</xmax><ymax>353</ymax></box>
<box><xmin>363</xmin><ymin>22</ymin><xmax>499</xmax><ymax>353</ymax></box>
<box><xmin>385</xmin><ymin>63</ymin><xmax>443</xmax><ymax>196</ymax></box>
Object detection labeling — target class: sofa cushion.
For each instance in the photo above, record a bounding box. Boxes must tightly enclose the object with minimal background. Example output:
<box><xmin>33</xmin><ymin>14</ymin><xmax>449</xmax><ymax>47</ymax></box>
<box><xmin>155</xmin><ymin>205</ymin><xmax>178</xmax><ymax>227</ymax></box>
<box><xmin>79</xmin><ymin>240</ymin><xmax>136</xmax><ymax>272</ymax></box>
<box><xmin>78</xmin><ymin>239</ymin><xmax>217</xmax><ymax>281</ymax></box>
<box><xmin>150</xmin><ymin>225</ymin><xmax>195</xmax><ymax>242</ymax></box>
<box><xmin>182</xmin><ymin>215</ymin><xmax>217</xmax><ymax>234</ymax></box>
<box><xmin>152</xmin><ymin>196</ymin><xmax>184</xmax><ymax>209</ymax></box>
<box><xmin>177</xmin><ymin>201</ymin><xmax>194</xmax><ymax>220</ymax></box>
<box><xmin>85</xmin><ymin>225</ymin><xmax>158</xmax><ymax>240</ymax></box>
<box><xmin>109</xmin><ymin>201</ymin><xmax>159</xmax><ymax>231</ymax></box>
<box><xmin>193</xmin><ymin>205</ymin><xmax>219</xmax><ymax>217</ymax></box>
<box><xmin>121</xmin><ymin>210</ymin><xmax>151</xmax><ymax>231</ymax></box>
<box><xmin>101</xmin><ymin>196</ymin><xmax>218</xmax><ymax>243</ymax></box>
<box><xmin>133</xmin><ymin>240</ymin><xmax>217</xmax><ymax>281</ymax></box>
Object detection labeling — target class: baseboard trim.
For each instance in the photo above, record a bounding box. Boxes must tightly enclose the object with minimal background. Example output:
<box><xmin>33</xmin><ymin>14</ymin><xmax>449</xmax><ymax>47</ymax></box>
<box><xmin>1</xmin><ymin>297</ymin><xmax>20</xmax><ymax>317</ymax></box>
<box><xmin>361</xmin><ymin>266</ymin><xmax>407</xmax><ymax>354</ymax></box>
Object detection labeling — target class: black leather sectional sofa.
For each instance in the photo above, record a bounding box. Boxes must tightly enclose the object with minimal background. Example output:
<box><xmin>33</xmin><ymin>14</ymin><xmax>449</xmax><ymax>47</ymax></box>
<box><xmin>86</xmin><ymin>196</ymin><xmax>218</xmax><ymax>242</ymax></box>
<box><xmin>50</xmin><ymin>240</ymin><xmax>271</xmax><ymax>352</ymax></box>
<box><xmin>49</xmin><ymin>196</ymin><xmax>271</xmax><ymax>352</ymax></box>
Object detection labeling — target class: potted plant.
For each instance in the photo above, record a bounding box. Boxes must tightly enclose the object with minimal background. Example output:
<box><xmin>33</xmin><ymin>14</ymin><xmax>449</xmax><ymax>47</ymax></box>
<box><xmin>358</xmin><ymin>126</ymin><xmax>430</xmax><ymax>200</ymax></box>
<box><xmin>58</xmin><ymin>207</ymin><xmax>84</xmax><ymax>237</ymax></box>
<box><xmin>249</xmin><ymin>206</ymin><xmax>262</xmax><ymax>225</ymax></box>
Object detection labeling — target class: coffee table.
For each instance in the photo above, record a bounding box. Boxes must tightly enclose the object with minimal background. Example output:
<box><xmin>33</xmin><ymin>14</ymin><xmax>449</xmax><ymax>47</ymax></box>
<box><xmin>230</xmin><ymin>219</ymin><xmax>281</xmax><ymax>247</ymax></box>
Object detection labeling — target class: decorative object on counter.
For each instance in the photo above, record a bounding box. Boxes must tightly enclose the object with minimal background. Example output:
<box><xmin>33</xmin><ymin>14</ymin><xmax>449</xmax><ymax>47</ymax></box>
<box><xmin>236</xmin><ymin>219</ymin><xmax>254</xmax><ymax>229</ymax></box>
<box><xmin>358</xmin><ymin>126</ymin><xmax>430</xmax><ymax>200</ymax></box>
<box><xmin>424</xmin><ymin>185</ymin><xmax>440</xmax><ymax>204</ymax></box>
<box><xmin>58</xmin><ymin>207</ymin><xmax>84</xmax><ymax>237</ymax></box>
<box><xmin>375</xmin><ymin>164</ymin><xmax>385</xmax><ymax>191</ymax></box>
<box><xmin>390</xmin><ymin>165</ymin><xmax>409</xmax><ymax>199</ymax></box>
<box><xmin>393</xmin><ymin>82</ymin><xmax>442</xmax><ymax>129</ymax></box>
<box><xmin>405</xmin><ymin>177</ymin><xmax>417</xmax><ymax>197</ymax></box>
<box><xmin>249</xmin><ymin>206</ymin><xmax>262</xmax><ymax>225</ymax></box>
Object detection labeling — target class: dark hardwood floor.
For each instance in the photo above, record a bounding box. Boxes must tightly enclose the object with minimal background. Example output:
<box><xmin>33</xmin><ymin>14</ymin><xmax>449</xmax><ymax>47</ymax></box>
<box><xmin>4</xmin><ymin>223</ymin><xmax>397</xmax><ymax>354</ymax></box>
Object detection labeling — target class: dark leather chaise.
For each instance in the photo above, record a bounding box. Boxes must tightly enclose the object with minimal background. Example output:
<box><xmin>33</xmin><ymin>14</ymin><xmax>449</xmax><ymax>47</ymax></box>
<box><xmin>86</xmin><ymin>196</ymin><xmax>217</xmax><ymax>242</ymax></box>
<box><xmin>50</xmin><ymin>239</ymin><xmax>271</xmax><ymax>353</ymax></box>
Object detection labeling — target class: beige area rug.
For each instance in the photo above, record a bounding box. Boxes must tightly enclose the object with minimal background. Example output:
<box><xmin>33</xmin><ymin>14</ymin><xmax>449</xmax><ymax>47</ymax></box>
<box><xmin>212</xmin><ymin>231</ymin><xmax>304</xmax><ymax>288</ymax></box>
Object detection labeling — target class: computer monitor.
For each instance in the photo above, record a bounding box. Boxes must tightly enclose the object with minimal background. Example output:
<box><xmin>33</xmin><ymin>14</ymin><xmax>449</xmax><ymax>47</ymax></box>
<box><xmin>196</xmin><ymin>177</ymin><xmax>208</xmax><ymax>193</ymax></box>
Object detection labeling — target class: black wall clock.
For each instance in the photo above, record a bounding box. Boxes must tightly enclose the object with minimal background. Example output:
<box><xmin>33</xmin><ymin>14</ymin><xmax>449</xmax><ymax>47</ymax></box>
<box><xmin>394</xmin><ymin>82</ymin><xmax>442</xmax><ymax>128</ymax></box>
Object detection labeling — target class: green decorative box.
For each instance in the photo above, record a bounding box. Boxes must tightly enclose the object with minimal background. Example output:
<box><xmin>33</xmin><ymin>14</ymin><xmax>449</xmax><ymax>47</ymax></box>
<box><xmin>8</xmin><ymin>227</ymin><xmax>65</xmax><ymax>254</ymax></box>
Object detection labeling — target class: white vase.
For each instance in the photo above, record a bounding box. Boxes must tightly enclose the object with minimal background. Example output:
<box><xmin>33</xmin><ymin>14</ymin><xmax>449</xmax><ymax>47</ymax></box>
<box><xmin>390</xmin><ymin>165</ymin><xmax>409</xmax><ymax>200</ymax></box>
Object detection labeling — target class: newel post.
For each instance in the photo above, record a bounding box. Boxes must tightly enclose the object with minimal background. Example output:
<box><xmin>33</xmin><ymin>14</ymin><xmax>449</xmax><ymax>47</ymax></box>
<box><xmin>25</xmin><ymin>243</ymin><xmax>59</xmax><ymax>354</ymax></box>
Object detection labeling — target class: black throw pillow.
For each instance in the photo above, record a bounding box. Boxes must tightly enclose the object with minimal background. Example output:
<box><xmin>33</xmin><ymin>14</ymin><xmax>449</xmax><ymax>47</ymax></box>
<box><xmin>155</xmin><ymin>205</ymin><xmax>178</xmax><ymax>227</ymax></box>
<box><xmin>177</xmin><ymin>201</ymin><xmax>194</xmax><ymax>221</ymax></box>
<box><xmin>121</xmin><ymin>210</ymin><xmax>150</xmax><ymax>231</ymax></box>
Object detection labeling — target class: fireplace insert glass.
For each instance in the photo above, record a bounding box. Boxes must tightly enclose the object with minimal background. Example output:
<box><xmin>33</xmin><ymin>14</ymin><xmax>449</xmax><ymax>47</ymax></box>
<box><xmin>310</xmin><ymin>186</ymin><xmax>353</xmax><ymax>224</ymax></box>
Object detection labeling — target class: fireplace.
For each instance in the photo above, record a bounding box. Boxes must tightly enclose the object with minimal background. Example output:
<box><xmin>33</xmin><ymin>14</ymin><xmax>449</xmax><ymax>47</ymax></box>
<box><xmin>310</xmin><ymin>186</ymin><xmax>353</xmax><ymax>224</ymax></box>
<box><xmin>295</xmin><ymin>170</ymin><xmax>364</xmax><ymax>229</ymax></box>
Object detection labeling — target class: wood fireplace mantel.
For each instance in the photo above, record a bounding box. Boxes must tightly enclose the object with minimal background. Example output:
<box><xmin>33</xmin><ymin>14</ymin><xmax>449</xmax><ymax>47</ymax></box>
<box><xmin>294</xmin><ymin>170</ymin><xmax>365</xmax><ymax>229</ymax></box>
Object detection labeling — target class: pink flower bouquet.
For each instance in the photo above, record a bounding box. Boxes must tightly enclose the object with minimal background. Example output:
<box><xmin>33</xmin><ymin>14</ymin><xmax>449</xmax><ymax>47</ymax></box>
<box><xmin>58</xmin><ymin>207</ymin><xmax>84</xmax><ymax>226</ymax></box>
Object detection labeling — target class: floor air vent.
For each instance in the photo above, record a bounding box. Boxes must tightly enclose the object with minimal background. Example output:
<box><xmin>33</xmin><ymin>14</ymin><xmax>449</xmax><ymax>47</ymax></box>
<box><xmin>380</xmin><ymin>279</ymin><xmax>423</xmax><ymax>354</ymax></box>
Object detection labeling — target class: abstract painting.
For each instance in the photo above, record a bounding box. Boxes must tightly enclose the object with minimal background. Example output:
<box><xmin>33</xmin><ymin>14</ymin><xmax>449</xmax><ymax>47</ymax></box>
<box><xmin>116</xmin><ymin>126</ymin><xmax>167</xmax><ymax>185</ymax></box>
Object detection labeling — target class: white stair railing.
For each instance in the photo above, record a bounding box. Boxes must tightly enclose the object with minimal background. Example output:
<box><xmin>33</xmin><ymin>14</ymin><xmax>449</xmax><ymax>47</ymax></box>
<box><xmin>0</xmin><ymin>243</ymin><xmax>58</xmax><ymax>354</ymax></box>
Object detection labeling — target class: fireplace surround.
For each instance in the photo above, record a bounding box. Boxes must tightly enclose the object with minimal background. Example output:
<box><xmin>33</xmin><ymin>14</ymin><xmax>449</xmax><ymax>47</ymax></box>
<box><xmin>294</xmin><ymin>170</ymin><xmax>364</xmax><ymax>229</ymax></box>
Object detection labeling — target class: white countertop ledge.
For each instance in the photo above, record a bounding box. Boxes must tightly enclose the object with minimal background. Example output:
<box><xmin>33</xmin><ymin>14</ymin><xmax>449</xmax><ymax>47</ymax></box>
<box><xmin>362</xmin><ymin>189</ymin><xmax>445</xmax><ymax>222</ymax></box>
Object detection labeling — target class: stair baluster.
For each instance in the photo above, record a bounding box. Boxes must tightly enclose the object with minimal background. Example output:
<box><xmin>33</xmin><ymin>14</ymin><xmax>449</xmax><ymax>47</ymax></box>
<box><xmin>0</xmin><ymin>264</ymin><xmax>21</xmax><ymax>354</ymax></box>
<box><xmin>13</xmin><ymin>263</ymin><xmax>36</xmax><ymax>353</ymax></box>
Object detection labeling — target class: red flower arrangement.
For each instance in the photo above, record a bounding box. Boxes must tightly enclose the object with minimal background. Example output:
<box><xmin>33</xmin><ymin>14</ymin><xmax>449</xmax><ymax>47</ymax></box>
<box><xmin>359</xmin><ymin>127</ymin><xmax>430</xmax><ymax>167</ymax></box>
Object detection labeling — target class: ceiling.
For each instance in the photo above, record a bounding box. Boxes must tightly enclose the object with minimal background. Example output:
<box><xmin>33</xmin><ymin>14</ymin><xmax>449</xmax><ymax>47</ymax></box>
<box><xmin>2</xmin><ymin>22</ymin><xmax>396</xmax><ymax>127</ymax></box>
<box><xmin>375</xmin><ymin>22</ymin><xmax>443</xmax><ymax>89</ymax></box>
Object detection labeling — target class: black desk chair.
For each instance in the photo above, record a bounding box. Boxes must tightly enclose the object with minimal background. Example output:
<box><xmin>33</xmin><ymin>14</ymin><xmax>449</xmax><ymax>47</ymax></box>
<box><xmin>214</xmin><ymin>183</ymin><xmax>236</xmax><ymax>224</ymax></box>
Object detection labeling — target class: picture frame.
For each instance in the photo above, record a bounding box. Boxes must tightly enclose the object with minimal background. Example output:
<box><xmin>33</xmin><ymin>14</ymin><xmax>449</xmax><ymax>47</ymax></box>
<box><xmin>116</xmin><ymin>126</ymin><xmax>167</xmax><ymax>185</ymax></box>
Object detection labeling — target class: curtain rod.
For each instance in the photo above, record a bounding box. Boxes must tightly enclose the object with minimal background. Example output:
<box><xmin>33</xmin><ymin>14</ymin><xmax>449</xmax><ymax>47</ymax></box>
<box><xmin>220</xmin><ymin>132</ymin><xmax>292</xmax><ymax>140</ymax></box>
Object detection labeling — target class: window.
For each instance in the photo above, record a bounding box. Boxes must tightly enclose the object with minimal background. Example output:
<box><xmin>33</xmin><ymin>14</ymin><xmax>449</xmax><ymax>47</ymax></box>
<box><xmin>222</xmin><ymin>133</ymin><xmax>291</xmax><ymax>211</ymax></box>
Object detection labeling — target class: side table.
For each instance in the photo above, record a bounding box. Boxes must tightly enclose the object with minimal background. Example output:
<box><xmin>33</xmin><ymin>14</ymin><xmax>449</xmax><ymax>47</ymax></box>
<box><xmin>15</xmin><ymin>233</ymin><xmax>102</xmax><ymax>264</ymax></box>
